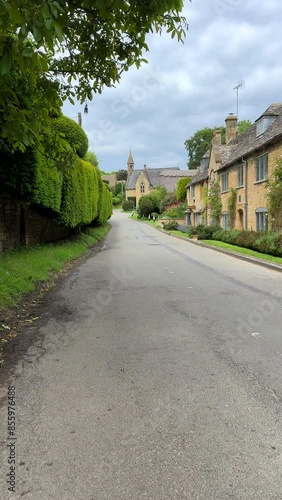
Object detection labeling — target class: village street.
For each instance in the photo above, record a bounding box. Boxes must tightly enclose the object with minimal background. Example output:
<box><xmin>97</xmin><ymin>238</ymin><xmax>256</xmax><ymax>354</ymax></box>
<box><xmin>1</xmin><ymin>210</ymin><xmax>282</xmax><ymax>499</ymax></box>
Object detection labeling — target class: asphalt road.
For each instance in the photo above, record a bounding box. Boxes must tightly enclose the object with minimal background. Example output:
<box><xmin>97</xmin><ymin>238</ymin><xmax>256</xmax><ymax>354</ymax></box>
<box><xmin>1</xmin><ymin>210</ymin><xmax>282</xmax><ymax>499</ymax></box>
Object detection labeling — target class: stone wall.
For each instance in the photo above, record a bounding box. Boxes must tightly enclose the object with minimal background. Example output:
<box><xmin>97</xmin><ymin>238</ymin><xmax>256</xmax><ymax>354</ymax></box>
<box><xmin>0</xmin><ymin>193</ymin><xmax>74</xmax><ymax>253</ymax></box>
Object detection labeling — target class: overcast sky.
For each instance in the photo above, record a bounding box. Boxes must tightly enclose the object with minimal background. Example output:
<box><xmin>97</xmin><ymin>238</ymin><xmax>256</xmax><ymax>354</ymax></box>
<box><xmin>63</xmin><ymin>0</ymin><xmax>282</xmax><ymax>173</ymax></box>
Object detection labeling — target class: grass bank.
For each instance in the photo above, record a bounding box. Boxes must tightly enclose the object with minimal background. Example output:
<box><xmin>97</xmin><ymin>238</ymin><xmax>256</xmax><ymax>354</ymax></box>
<box><xmin>0</xmin><ymin>223</ymin><xmax>110</xmax><ymax>309</ymax></box>
<box><xmin>201</xmin><ymin>240</ymin><xmax>282</xmax><ymax>266</ymax></box>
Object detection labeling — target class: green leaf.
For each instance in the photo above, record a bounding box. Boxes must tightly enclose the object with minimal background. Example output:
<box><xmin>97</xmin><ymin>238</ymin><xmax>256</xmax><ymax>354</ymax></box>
<box><xmin>0</xmin><ymin>51</ymin><xmax>12</xmax><ymax>74</ymax></box>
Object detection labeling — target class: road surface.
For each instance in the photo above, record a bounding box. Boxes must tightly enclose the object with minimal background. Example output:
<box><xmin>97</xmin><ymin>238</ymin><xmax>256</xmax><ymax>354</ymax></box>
<box><xmin>1</xmin><ymin>210</ymin><xmax>282</xmax><ymax>499</ymax></box>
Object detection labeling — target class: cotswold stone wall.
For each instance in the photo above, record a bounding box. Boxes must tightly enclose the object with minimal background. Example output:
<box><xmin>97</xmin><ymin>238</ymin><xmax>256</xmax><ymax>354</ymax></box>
<box><xmin>0</xmin><ymin>193</ymin><xmax>74</xmax><ymax>253</ymax></box>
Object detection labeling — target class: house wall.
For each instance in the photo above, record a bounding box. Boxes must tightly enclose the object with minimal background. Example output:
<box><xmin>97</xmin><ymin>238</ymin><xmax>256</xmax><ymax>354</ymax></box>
<box><xmin>135</xmin><ymin>171</ymin><xmax>151</xmax><ymax>205</ymax></box>
<box><xmin>218</xmin><ymin>141</ymin><xmax>282</xmax><ymax>230</ymax></box>
<box><xmin>187</xmin><ymin>180</ymin><xmax>208</xmax><ymax>226</ymax></box>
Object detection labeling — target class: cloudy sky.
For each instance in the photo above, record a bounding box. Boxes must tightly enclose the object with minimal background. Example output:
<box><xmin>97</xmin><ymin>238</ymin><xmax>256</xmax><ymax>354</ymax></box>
<box><xmin>64</xmin><ymin>0</ymin><xmax>282</xmax><ymax>173</ymax></box>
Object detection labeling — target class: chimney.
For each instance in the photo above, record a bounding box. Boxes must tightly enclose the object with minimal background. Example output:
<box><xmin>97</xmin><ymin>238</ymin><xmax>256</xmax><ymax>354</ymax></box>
<box><xmin>225</xmin><ymin>113</ymin><xmax>237</xmax><ymax>144</ymax></box>
<box><xmin>213</xmin><ymin>129</ymin><xmax>222</xmax><ymax>145</ymax></box>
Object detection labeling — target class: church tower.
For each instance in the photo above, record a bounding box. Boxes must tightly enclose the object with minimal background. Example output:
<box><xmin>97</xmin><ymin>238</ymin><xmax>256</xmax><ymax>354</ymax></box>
<box><xmin>127</xmin><ymin>150</ymin><xmax>134</xmax><ymax>176</ymax></box>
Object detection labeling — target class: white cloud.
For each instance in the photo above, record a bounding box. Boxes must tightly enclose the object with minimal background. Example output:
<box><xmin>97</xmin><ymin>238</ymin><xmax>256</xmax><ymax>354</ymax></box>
<box><xmin>64</xmin><ymin>0</ymin><xmax>282</xmax><ymax>172</ymax></box>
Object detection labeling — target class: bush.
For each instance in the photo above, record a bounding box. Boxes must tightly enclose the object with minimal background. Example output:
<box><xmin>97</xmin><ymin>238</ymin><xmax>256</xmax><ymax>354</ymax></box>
<box><xmin>112</xmin><ymin>195</ymin><xmax>122</xmax><ymax>206</ymax></box>
<box><xmin>160</xmin><ymin>193</ymin><xmax>177</xmax><ymax>212</ymax></box>
<box><xmin>197</xmin><ymin>225</ymin><xmax>219</xmax><ymax>240</ymax></box>
<box><xmin>162</xmin><ymin>203</ymin><xmax>187</xmax><ymax>219</ymax></box>
<box><xmin>138</xmin><ymin>196</ymin><xmax>155</xmax><ymax>217</ymax></box>
<box><xmin>163</xmin><ymin>221</ymin><xmax>178</xmax><ymax>230</ymax></box>
<box><xmin>53</xmin><ymin>116</ymin><xmax>89</xmax><ymax>158</ymax></box>
<box><xmin>122</xmin><ymin>200</ymin><xmax>135</xmax><ymax>211</ymax></box>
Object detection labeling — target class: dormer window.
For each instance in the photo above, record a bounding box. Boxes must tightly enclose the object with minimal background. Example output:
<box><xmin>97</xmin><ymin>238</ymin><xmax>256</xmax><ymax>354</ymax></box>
<box><xmin>256</xmin><ymin>116</ymin><xmax>276</xmax><ymax>137</ymax></box>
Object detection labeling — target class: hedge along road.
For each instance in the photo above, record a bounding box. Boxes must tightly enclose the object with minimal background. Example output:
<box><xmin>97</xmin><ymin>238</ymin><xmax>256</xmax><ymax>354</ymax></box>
<box><xmin>1</xmin><ymin>210</ymin><xmax>282</xmax><ymax>499</ymax></box>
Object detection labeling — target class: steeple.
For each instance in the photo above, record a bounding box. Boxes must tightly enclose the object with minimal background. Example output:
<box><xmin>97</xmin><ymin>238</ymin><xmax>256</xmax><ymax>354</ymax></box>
<box><xmin>127</xmin><ymin>150</ymin><xmax>134</xmax><ymax>176</ymax></box>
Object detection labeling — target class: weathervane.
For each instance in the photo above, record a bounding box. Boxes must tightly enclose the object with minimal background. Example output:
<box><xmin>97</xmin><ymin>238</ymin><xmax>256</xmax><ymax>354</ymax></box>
<box><xmin>233</xmin><ymin>80</ymin><xmax>245</xmax><ymax>118</ymax></box>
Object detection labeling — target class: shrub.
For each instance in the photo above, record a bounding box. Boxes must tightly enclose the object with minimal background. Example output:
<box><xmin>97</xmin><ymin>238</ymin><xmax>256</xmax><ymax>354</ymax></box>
<box><xmin>162</xmin><ymin>203</ymin><xmax>187</xmax><ymax>219</ymax></box>
<box><xmin>235</xmin><ymin>230</ymin><xmax>258</xmax><ymax>249</ymax></box>
<box><xmin>112</xmin><ymin>195</ymin><xmax>122</xmax><ymax>206</ymax></box>
<box><xmin>160</xmin><ymin>193</ymin><xmax>177</xmax><ymax>212</ymax></box>
<box><xmin>138</xmin><ymin>196</ymin><xmax>155</xmax><ymax>217</ymax></box>
<box><xmin>53</xmin><ymin>116</ymin><xmax>89</xmax><ymax>158</ymax></box>
<box><xmin>163</xmin><ymin>221</ymin><xmax>178</xmax><ymax>230</ymax></box>
<box><xmin>176</xmin><ymin>177</ymin><xmax>191</xmax><ymax>201</ymax></box>
<box><xmin>122</xmin><ymin>200</ymin><xmax>135</xmax><ymax>211</ymax></box>
<box><xmin>197</xmin><ymin>225</ymin><xmax>219</xmax><ymax>240</ymax></box>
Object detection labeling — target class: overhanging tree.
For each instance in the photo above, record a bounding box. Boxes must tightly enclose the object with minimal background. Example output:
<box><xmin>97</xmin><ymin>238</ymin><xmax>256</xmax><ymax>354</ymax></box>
<box><xmin>0</xmin><ymin>0</ymin><xmax>189</xmax><ymax>150</ymax></box>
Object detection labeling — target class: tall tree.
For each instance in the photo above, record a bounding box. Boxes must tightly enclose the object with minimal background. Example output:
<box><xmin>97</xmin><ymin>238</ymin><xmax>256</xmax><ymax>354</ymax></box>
<box><xmin>184</xmin><ymin>128</ymin><xmax>224</xmax><ymax>169</ymax></box>
<box><xmin>237</xmin><ymin>120</ymin><xmax>252</xmax><ymax>134</ymax></box>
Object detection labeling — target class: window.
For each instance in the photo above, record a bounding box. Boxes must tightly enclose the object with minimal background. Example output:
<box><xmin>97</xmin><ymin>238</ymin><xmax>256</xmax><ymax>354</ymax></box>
<box><xmin>256</xmin><ymin>117</ymin><xmax>275</xmax><ymax>137</ymax></box>
<box><xmin>190</xmin><ymin>185</ymin><xmax>195</xmax><ymax>198</ymax></box>
<box><xmin>237</xmin><ymin>165</ymin><xmax>243</xmax><ymax>187</ymax></box>
<box><xmin>195</xmin><ymin>213</ymin><xmax>203</xmax><ymax>225</ymax></box>
<box><xmin>140</xmin><ymin>182</ymin><xmax>145</xmax><ymax>194</ymax></box>
<box><xmin>255</xmin><ymin>153</ymin><xmax>268</xmax><ymax>182</ymax></box>
<box><xmin>255</xmin><ymin>208</ymin><xmax>268</xmax><ymax>232</ymax></box>
<box><xmin>221</xmin><ymin>172</ymin><xmax>229</xmax><ymax>192</ymax></box>
<box><xmin>221</xmin><ymin>212</ymin><xmax>229</xmax><ymax>229</ymax></box>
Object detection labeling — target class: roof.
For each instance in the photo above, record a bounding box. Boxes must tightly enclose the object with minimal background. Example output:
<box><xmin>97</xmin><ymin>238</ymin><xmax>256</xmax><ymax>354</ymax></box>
<box><xmin>216</xmin><ymin>103</ymin><xmax>282</xmax><ymax>170</ymax></box>
<box><xmin>126</xmin><ymin>169</ymin><xmax>142</xmax><ymax>189</ymax></box>
<box><xmin>189</xmin><ymin>168</ymin><xmax>209</xmax><ymax>186</ymax></box>
<box><xmin>159</xmin><ymin>169</ymin><xmax>197</xmax><ymax>177</ymax></box>
<box><xmin>127</xmin><ymin>150</ymin><xmax>134</xmax><ymax>165</ymax></box>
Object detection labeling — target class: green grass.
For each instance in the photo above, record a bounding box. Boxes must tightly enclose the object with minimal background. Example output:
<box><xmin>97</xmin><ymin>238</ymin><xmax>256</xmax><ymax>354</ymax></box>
<box><xmin>0</xmin><ymin>223</ymin><xmax>110</xmax><ymax>309</ymax></box>
<box><xmin>201</xmin><ymin>240</ymin><xmax>282</xmax><ymax>265</ymax></box>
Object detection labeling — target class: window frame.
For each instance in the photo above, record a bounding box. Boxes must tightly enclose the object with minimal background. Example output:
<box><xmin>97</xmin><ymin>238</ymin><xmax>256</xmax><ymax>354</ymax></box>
<box><xmin>221</xmin><ymin>172</ymin><xmax>229</xmax><ymax>193</ymax></box>
<box><xmin>255</xmin><ymin>208</ymin><xmax>268</xmax><ymax>232</ymax></box>
<box><xmin>255</xmin><ymin>153</ymin><xmax>268</xmax><ymax>183</ymax></box>
<box><xmin>237</xmin><ymin>165</ymin><xmax>244</xmax><ymax>188</ymax></box>
<box><xmin>221</xmin><ymin>212</ymin><xmax>229</xmax><ymax>230</ymax></box>
<box><xmin>140</xmin><ymin>182</ymin><xmax>145</xmax><ymax>194</ymax></box>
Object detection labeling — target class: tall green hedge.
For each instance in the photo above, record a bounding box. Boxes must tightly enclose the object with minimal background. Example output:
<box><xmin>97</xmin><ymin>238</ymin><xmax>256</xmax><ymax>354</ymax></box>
<box><xmin>53</xmin><ymin>116</ymin><xmax>89</xmax><ymax>158</ymax></box>
<box><xmin>0</xmin><ymin>147</ymin><xmax>37</xmax><ymax>200</ymax></box>
<box><xmin>0</xmin><ymin>115</ymin><xmax>112</xmax><ymax>228</ymax></box>
<box><xmin>32</xmin><ymin>153</ymin><xmax>63</xmax><ymax>213</ymax></box>
<box><xmin>60</xmin><ymin>159</ymin><xmax>100</xmax><ymax>227</ymax></box>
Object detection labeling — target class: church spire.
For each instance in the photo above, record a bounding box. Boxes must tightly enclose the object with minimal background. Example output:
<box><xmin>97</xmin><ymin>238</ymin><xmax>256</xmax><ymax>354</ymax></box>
<box><xmin>127</xmin><ymin>149</ymin><xmax>134</xmax><ymax>176</ymax></box>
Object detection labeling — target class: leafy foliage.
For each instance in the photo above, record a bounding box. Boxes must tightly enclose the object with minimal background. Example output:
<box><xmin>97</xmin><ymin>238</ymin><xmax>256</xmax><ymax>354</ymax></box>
<box><xmin>0</xmin><ymin>0</ymin><xmax>188</xmax><ymax>150</ymax></box>
<box><xmin>210</xmin><ymin>229</ymin><xmax>282</xmax><ymax>257</ymax></box>
<box><xmin>184</xmin><ymin>128</ymin><xmax>224</xmax><ymax>169</ymax></box>
<box><xmin>208</xmin><ymin>180</ymin><xmax>222</xmax><ymax>226</ymax></box>
<box><xmin>227</xmin><ymin>188</ymin><xmax>237</xmax><ymax>229</ymax></box>
<box><xmin>116</xmin><ymin>169</ymin><xmax>128</xmax><ymax>181</ymax></box>
<box><xmin>53</xmin><ymin>116</ymin><xmax>89</xmax><ymax>158</ymax></box>
<box><xmin>122</xmin><ymin>200</ymin><xmax>135</xmax><ymax>211</ymax></box>
<box><xmin>176</xmin><ymin>177</ymin><xmax>191</xmax><ymax>201</ymax></box>
<box><xmin>237</xmin><ymin>120</ymin><xmax>252</xmax><ymax>134</ymax></box>
<box><xmin>162</xmin><ymin>203</ymin><xmax>187</xmax><ymax>219</ymax></box>
<box><xmin>84</xmin><ymin>151</ymin><xmax>99</xmax><ymax>168</ymax></box>
<box><xmin>266</xmin><ymin>158</ymin><xmax>282</xmax><ymax>233</ymax></box>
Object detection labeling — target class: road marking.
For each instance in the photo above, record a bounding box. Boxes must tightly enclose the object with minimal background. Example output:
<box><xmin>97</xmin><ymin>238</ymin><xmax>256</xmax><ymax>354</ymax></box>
<box><xmin>252</xmin><ymin>332</ymin><xmax>260</xmax><ymax>337</ymax></box>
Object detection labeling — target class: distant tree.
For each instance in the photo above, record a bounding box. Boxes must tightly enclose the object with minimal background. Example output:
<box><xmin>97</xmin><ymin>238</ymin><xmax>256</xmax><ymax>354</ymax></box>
<box><xmin>184</xmin><ymin>127</ymin><xmax>224</xmax><ymax>169</ymax></box>
<box><xmin>84</xmin><ymin>151</ymin><xmax>99</xmax><ymax>168</ymax></box>
<box><xmin>237</xmin><ymin>120</ymin><xmax>252</xmax><ymax>134</ymax></box>
<box><xmin>176</xmin><ymin>177</ymin><xmax>191</xmax><ymax>201</ymax></box>
<box><xmin>116</xmin><ymin>169</ymin><xmax>128</xmax><ymax>181</ymax></box>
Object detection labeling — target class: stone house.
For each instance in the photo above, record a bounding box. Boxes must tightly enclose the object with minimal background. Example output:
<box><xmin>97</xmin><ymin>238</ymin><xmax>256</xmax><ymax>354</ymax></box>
<box><xmin>126</xmin><ymin>151</ymin><xmax>197</xmax><ymax>206</ymax></box>
<box><xmin>187</xmin><ymin>103</ymin><xmax>282</xmax><ymax>231</ymax></box>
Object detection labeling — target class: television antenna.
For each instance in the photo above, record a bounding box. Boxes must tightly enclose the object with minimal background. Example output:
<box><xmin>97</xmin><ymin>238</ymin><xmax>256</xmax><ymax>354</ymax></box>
<box><xmin>233</xmin><ymin>80</ymin><xmax>245</xmax><ymax>118</ymax></box>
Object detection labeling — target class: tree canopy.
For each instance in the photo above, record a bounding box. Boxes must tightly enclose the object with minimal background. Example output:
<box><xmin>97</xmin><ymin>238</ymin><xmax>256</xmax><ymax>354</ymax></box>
<box><xmin>0</xmin><ymin>0</ymin><xmax>188</xmax><ymax>151</ymax></box>
<box><xmin>184</xmin><ymin>120</ymin><xmax>252</xmax><ymax>168</ymax></box>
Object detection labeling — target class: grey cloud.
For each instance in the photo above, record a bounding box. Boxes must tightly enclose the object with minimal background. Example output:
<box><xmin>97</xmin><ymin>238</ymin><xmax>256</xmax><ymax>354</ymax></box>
<box><xmin>64</xmin><ymin>0</ymin><xmax>282</xmax><ymax>172</ymax></box>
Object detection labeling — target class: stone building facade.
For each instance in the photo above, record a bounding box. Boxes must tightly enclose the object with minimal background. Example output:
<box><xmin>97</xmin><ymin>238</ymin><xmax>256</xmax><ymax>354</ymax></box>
<box><xmin>187</xmin><ymin>103</ymin><xmax>282</xmax><ymax>232</ymax></box>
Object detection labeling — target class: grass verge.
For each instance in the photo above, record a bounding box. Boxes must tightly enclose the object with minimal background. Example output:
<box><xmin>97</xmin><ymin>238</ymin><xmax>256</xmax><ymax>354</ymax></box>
<box><xmin>0</xmin><ymin>223</ymin><xmax>110</xmax><ymax>310</ymax></box>
<box><xmin>201</xmin><ymin>240</ymin><xmax>282</xmax><ymax>266</ymax></box>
